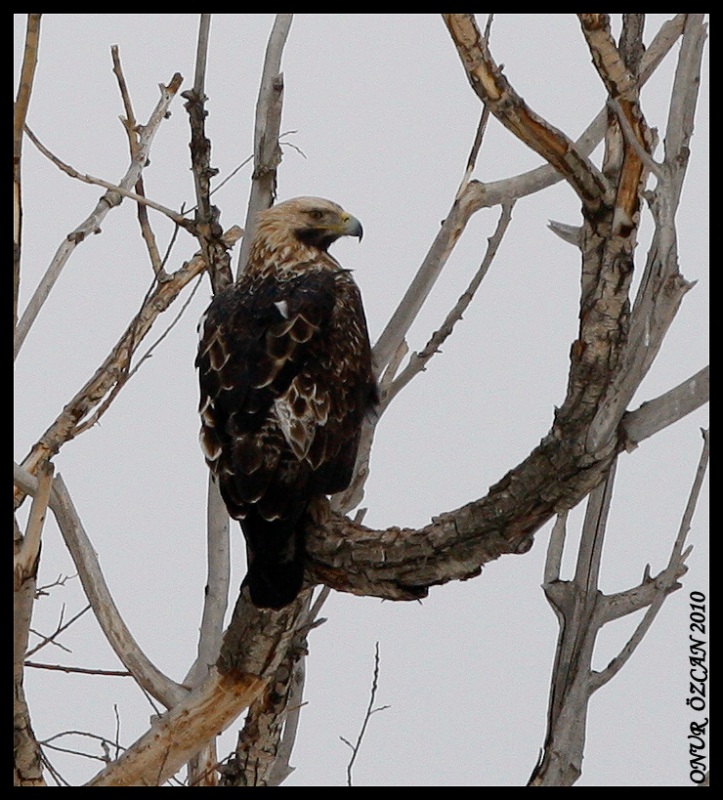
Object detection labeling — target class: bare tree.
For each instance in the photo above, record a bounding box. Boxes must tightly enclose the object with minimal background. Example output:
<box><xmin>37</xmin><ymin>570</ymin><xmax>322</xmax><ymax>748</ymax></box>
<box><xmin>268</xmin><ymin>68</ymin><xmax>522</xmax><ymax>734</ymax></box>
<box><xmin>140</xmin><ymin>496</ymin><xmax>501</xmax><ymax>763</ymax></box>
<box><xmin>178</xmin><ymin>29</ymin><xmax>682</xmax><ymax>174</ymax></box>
<box><xmin>14</xmin><ymin>14</ymin><xmax>708</xmax><ymax>786</ymax></box>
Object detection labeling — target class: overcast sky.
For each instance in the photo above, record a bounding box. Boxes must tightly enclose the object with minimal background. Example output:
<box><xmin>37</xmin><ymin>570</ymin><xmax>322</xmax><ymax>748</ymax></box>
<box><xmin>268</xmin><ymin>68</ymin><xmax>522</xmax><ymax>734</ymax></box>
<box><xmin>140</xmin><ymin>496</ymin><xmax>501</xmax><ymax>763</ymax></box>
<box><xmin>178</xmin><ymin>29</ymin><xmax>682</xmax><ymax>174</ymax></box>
<box><xmin>14</xmin><ymin>14</ymin><xmax>708</xmax><ymax>786</ymax></box>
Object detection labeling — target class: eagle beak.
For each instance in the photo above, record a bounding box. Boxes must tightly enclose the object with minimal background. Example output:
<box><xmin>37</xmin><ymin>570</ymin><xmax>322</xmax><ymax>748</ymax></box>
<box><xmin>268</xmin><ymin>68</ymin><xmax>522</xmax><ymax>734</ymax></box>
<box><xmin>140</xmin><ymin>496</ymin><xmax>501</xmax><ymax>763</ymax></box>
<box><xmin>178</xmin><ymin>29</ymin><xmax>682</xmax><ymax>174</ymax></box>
<box><xmin>342</xmin><ymin>214</ymin><xmax>363</xmax><ymax>242</ymax></box>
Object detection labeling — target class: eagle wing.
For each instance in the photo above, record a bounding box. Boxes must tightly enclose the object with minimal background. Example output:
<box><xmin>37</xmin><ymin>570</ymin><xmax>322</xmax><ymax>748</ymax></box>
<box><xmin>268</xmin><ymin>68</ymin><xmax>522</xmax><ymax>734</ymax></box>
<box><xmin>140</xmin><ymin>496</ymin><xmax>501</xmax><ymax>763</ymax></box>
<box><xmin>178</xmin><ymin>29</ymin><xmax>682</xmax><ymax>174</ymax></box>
<box><xmin>196</xmin><ymin>268</ymin><xmax>373</xmax><ymax>523</ymax></box>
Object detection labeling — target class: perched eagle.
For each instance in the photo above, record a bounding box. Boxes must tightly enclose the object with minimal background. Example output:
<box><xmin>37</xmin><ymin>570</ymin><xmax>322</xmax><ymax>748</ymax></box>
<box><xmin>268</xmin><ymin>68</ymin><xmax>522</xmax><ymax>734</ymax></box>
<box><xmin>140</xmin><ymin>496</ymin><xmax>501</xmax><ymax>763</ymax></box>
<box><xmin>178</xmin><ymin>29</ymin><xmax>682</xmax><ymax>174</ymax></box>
<box><xmin>196</xmin><ymin>197</ymin><xmax>377</xmax><ymax>609</ymax></box>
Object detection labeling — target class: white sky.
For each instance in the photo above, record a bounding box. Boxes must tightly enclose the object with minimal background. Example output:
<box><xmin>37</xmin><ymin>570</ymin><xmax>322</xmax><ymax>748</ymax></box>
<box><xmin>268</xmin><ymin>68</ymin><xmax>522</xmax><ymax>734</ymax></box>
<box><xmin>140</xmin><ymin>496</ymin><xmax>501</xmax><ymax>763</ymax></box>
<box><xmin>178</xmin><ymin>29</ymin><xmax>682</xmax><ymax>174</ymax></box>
<box><xmin>14</xmin><ymin>14</ymin><xmax>708</xmax><ymax>787</ymax></box>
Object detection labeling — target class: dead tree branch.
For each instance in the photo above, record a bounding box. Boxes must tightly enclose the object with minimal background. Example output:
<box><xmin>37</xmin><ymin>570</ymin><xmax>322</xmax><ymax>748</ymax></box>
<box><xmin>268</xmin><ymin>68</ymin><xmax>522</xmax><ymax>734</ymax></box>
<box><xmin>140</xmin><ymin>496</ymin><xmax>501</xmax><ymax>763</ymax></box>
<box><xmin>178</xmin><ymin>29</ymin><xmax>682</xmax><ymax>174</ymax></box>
<box><xmin>384</xmin><ymin>200</ymin><xmax>515</xmax><ymax>408</ymax></box>
<box><xmin>443</xmin><ymin>14</ymin><xmax>611</xmax><ymax>210</ymax></box>
<box><xmin>88</xmin><ymin>587</ymin><xmax>311</xmax><ymax>786</ymax></box>
<box><xmin>237</xmin><ymin>14</ymin><xmax>293</xmax><ymax>277</ymax></box>
<box><xmin>372</xmin><ymin>107</ymin><xmax>493</xmax><ymax>375</ymax></box>
<box><xmin>341</xmin><ymin>642</ymin><xmax>389</xmax><ymax>787</ymax></box>
<box><xmin>14</xmin><ymin>461</ymin><xmax>53</xmax><ymax>590</ymax></box>
<box><xmin>13</xmin><ymin>13</ymin><xmax>42</xmax><ymax>336</ymax></box>
<box><xmin>111</xmin><ymin>45</ymin><xmax>168</xmax><ymax>280</ymax></box>
<box><xmin>182</xmin><ymin>14</ymin><xmax>234</xmax><ymax>295</ymax></box>
<box><xmin>622</xmin><ymin>365</ymin><xmax>709</xmax><ymax>447</ymax></box>
<box><xmin>26</xmin><ymin>604</ymin><xmax>90</xmax><ymax>658</ymax></box>
<box><xmin>457</xmin><ymin>14</ymin><xmax>686</xmax><ymax>215</ymax></box>
<box><xmin>24</xmin><ymin>125</ymin><xmax>192</xmax><ymax>228</ymax></box>
<box><xmin>530</xmin><ymin>428</ymin><xmax>707</xmax><ymax>785</ymax></box>
<box><xmin>14</xmin><ymin>225</ymin><xmax>242</xmax><ymax>506</ymax></box>
<box><xmin>15</xmin><ymin>464</ymin><xmax>187</xmax><ymax>709</ymax></box>
<box><xmin>14</xmin><ymin>72</ymin><xmax>184</xmax><ymax>360</ymax></box>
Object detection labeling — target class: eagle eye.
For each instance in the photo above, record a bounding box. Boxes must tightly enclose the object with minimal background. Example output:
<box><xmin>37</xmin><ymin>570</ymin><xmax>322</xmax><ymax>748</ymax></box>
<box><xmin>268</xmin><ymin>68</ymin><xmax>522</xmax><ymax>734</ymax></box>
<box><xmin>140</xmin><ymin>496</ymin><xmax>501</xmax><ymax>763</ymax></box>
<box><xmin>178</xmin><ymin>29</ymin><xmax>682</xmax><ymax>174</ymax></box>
<box><xmin>308</xmin><ymin>209</ymin><xmax>324</xmax><ymax>221</ymax></box>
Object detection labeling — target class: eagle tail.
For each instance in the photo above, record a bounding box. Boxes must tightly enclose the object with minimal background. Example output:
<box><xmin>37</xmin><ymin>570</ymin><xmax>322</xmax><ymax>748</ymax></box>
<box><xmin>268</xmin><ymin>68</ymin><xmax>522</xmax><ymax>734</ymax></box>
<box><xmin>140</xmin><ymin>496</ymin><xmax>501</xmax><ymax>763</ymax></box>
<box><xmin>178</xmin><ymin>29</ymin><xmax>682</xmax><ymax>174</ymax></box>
<box><xmin>240</xmin><ymin>511</ymin><xmax>307</xmax><ymax>609</ymax></box>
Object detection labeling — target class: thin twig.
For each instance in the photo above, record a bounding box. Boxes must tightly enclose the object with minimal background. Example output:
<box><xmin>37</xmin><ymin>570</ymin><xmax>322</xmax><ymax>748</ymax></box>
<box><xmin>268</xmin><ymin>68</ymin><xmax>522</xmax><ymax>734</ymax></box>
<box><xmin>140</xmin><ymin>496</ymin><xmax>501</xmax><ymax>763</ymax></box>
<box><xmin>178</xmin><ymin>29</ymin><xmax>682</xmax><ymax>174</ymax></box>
<box><xmin>41</xmin><ymin>730</ymin><xmax>126</xmax><ymax>764</ymax></box>
<box><xmin>24</xmin><ymin>125</ymin><xmax>192</xmax><ymax>228</ymax></box>
<box><xmin>111</xmin><ymin>45</ymin><xmax>168</xmax><ymax>279</ymax></box>
<box><xmin>457</xmin><ymin>107</ymin><xmax>490</xmax><ymax>197</ymax></box>
<box><xmin>25</xmin><ymin>661</ymin><xmax>133</xmax><ymax>677</ymax></box>
<box><xmin>128</xmin><ymin>274</ymin><xmax>204</xmax><ymax>380</ymax></box>
<box><xmin>384</xmin><ymin>200</ymin><xmax>515</xmax><ymax>407</ymax></box>
<box><xmin>26</xmin><ymin>604</ymin><xmax>91</xmax><ymax>657</ymax></box>
<box><xmin>373</xmin><ymin>106</ymin><xmax>493</xmax><ymax>374</ymax></box>
<box><xmin>35</xmin><ymin>572</ymin><xmax>78</xmax><ymax>595</ymax></box>
<box><xmin>340</xmin><ymin>642</ymin><xmax>390</xmax><ymax>787</ymax></box>
<box><xmin>113</xmin><ymin>705</ymin><xmax>123</xmax><ymax>762</ymax></box>
<box><xmin>209</xmin><ymin>153</ymin><xmax>254</xmax><ymax>198</ymax></box>
<box><xmin>110</xmin><ymin>45</ymin><xmax>136</xmax><ymax>130</ymax></box>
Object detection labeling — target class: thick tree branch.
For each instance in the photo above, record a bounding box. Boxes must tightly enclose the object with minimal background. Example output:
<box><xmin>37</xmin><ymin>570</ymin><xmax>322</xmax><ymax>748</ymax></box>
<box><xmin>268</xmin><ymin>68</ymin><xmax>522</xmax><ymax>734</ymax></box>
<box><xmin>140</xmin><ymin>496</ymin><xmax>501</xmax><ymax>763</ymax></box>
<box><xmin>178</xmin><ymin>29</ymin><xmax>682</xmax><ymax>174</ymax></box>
<box><xmin>622</xmin><ymin>365</ymin><xmax>708</xmax><ymax>446</ymax></box>
<box><xmin>219</xmin><ymin>608</ymin><xmax>310</xmax><ymax>786</ymax></box>
<box><xmin>457</xmin><ymin>14</ymin><xmax>685</xmax><ymax>216</ymax></box>
<box><xmin>86</xmin><ymin>668</ymin><xmax>267</xmax><ymax>786</ymax></box>
<box><xmin>443</xmin><ymin>14</ymin><xmax>611</xmax><ymax>211</ymax></box>
<box><xmin>182</xmin><ymin>14</ymin><xmax>235</xmax><ymax>294</ymax></box>
<box><xmin>88</xmin><ymin>589</ymin><xmax>308</xmax><ymax>786</ymax></box>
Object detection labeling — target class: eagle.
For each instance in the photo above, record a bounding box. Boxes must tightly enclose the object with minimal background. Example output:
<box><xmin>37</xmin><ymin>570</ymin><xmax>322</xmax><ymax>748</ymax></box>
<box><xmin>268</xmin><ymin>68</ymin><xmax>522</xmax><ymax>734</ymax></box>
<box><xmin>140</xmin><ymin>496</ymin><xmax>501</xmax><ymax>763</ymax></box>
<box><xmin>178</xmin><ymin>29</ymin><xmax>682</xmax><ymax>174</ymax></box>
<box><xmin>196</xmin><ymin>197</ymin><xmax>377</xmax><ymax>609</ymax></box>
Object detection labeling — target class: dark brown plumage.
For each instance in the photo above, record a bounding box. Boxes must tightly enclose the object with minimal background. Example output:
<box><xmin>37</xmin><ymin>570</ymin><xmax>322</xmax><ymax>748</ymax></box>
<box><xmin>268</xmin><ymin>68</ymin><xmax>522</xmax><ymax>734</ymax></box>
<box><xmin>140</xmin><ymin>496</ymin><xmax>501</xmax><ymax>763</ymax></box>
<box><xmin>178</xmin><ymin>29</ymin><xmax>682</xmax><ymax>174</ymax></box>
<box><xmin>196</xmin><ymin>197</ymin><xmax>377</xmax><ymax>608</ymax></box>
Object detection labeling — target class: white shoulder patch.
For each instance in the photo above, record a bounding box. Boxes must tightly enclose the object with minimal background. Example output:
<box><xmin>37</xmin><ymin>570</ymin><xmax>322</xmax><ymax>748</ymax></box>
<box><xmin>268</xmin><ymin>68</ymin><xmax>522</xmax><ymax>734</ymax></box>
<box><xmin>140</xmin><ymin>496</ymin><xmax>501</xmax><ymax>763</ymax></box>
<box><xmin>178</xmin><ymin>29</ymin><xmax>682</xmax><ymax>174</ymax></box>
<box><xmin>273</xmin><ymin>299</ymin><xmax>290</xmax><ymax>319</ymax></box>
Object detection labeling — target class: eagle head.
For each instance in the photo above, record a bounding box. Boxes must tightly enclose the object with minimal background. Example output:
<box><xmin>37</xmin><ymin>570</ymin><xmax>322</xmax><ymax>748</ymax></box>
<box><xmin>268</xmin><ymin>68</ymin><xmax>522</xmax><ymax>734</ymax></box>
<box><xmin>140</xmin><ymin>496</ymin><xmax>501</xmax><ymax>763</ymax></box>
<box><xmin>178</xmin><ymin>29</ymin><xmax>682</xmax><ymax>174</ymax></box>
<box><xmin>254</xmin><ymin>196</ymin><xmax>363</xmax><ymax>254</ymax></box>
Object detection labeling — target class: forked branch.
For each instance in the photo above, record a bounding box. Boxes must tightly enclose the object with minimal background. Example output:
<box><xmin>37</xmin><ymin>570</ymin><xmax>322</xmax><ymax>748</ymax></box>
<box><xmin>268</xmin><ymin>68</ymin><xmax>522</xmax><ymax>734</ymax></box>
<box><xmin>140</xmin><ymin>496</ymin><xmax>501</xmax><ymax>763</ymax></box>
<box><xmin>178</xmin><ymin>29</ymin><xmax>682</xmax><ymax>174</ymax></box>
<box><xmin>14</xmin><ymin>225</ymin><xmax>242</xmax><ymax>507</ymax></box>
<box><xmin>531</xmin><ymin>429</ymin><xmax>707</xmax><ymax>785</ymax></box>
<box><xmin>14</xmin><ymin>72</ymin><xmax>184</xmax><ymax>360</ymax></box>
